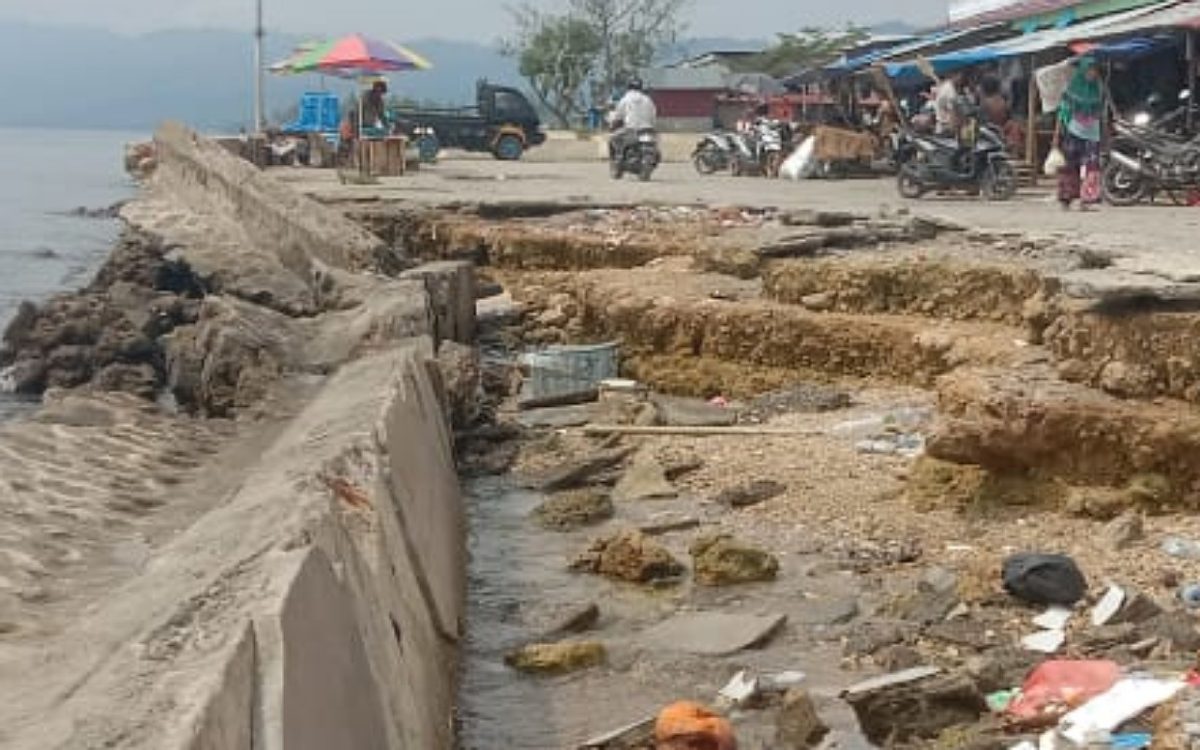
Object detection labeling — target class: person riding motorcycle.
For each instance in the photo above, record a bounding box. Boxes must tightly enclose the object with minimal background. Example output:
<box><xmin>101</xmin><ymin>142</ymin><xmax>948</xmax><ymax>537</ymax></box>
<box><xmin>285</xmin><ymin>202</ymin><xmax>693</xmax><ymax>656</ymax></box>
<box><xmin>608</xmin><ymin>77</ymin><xmax>657</xmax><ymax>160</ymax></box>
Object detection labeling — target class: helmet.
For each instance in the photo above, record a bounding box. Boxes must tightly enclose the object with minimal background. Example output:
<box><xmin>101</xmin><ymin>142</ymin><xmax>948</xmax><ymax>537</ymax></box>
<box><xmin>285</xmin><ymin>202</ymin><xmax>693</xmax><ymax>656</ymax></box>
<box><xmin>627</xmin><ymin>76</ymin><xmax>644</xmax><ymax>92</ymax></box>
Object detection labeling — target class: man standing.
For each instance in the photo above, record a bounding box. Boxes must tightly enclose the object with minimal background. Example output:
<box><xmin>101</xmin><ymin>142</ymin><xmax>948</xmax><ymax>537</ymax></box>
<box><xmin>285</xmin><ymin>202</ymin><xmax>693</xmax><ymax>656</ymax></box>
<box><xmin>608</xmin><ymin>77</ymin><xmax>657</xmax><ymax>159</ymax></box>
<box><xmin>934</xmin><ymin>71</ymin><xmax>964</xmax><ymax>137</ymax></box>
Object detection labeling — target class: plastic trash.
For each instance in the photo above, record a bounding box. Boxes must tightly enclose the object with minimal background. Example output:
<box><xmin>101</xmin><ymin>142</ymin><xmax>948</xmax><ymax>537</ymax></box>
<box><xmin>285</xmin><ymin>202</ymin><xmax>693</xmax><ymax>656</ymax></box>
<box><xmin>655</xmin><ymin>701</ymin><xmax>736</xmax><ymax>750</ymax></box>
<box><xmin>988</xmin><ymin>689</ymin><xmax>1020</xmax><ymax>713</ymax></box>
<box><xmin>780</xmin><ymin>136</ymin><xmax>816</xmax><ymax>181</ymax></box>
<box><xmin>1043</xmin><ymin>148</ymin><xmax>1066</xmax><ymax>177</ymax></box>
<box><xmin>1111</xmin><ymin>733</ymin><xmax>1153</xmax><ymax>750</ymax></box>
<box><xmin>1003</xmin><ymin>553</ymin><xmax>1087</xmax><ymax>606</ymax></box>
<box><xmin>1162</xmin><ymin>536</ymin><xmax>1200</xmax><ymax>560</ymax></box>
<box><xmin>1006</xmin><ymin>660</ymin><xmax>1120</xmax><ymax>727</ymax></box>
<box><xmin>1180</xmin><ymin>583</ymin><xmax>1200</xmax><ymax>609</ymax></box>
<box><xmin>1022</xmin><ymin>629</ymin><xmax>1066</xmax><ymax>654</ymax></box>
<box><xmin>1059</xmin><ymin>677</ymin><xmax>1184</xmax><ymax>745</ymax></box>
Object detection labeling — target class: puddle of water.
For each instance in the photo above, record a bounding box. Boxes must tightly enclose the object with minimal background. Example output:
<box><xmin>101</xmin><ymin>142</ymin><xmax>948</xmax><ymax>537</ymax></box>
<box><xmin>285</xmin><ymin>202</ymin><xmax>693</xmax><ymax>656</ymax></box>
<box><xmin>456</xmin><ymin>474</ymin><xmax>877</xmax><ymax>750</ymax></box>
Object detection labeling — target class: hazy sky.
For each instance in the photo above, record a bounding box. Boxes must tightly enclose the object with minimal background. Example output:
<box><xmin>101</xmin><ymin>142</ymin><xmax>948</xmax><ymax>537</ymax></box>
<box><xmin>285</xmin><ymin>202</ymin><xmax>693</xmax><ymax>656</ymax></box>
<box><xmin>0</xmin><ymin>0</ymin><xmax>949</xmax><ymax>39</ymax></box>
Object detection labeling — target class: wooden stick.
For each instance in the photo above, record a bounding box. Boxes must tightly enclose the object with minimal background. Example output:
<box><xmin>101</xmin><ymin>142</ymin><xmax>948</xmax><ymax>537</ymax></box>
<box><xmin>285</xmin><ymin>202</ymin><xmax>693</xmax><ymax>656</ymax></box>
<box><xmin>583</xmin><ymin>425</ymin><xmax>821</xmax><ymax>438</ymax></box>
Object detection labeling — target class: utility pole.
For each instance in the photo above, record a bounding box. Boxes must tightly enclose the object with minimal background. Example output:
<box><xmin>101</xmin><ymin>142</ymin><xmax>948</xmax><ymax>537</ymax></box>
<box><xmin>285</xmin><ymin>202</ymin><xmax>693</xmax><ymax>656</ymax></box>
<box><xmin>254</xmin><ymin>0</ymin><xmax>265</xmax><ymax>132</ymax></box>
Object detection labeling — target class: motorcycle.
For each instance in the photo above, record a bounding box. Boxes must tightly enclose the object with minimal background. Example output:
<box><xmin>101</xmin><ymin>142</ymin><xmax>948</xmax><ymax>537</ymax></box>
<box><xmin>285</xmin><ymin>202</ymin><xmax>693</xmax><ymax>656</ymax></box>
<box><xmin>894</xmin><ymin>120</ymin><xmax>1016</xmax><ymax>201</ymax></box>
<box><xmin>610</xmin><ymin>128</ymin><xmax>661</xmax><ymax>181</ymax></box>
<box><xmin>692</xmin><ymin>131</ymin><xmax>738</xmax><ymax>174</ymax></box>
<box><xmin>1103</xmin><ymin>115</ymin><xmax>1200</xmax><ymax>206</ymax></box>
<box><xmin>731</xmin><ymin>118</ymin><xmax>791</xmax><ymax>178</ymax></box>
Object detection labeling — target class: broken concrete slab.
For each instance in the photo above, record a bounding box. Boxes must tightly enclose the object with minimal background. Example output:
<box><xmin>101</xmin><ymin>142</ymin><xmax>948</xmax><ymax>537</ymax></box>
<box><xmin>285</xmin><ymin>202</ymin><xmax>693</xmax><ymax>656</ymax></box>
<box><xmin>715</xmin><ymin>479</ymin><xmax>787</xmax><ymax>509</ymax></box>
<box><xmin>517</xmin><ymin>404</ymin><xmax>598</xmax><ymax>430</ymax></box>
<box><xmin>525</xmin><ymin>447</ymin><xmax>634</xmax><ymax>493</ymax></box>
<box><xmin>639</xmin><ymin>612</ymin><xmax>787</xmax><ymax>656</ymax></box>
<box><xmin>612</xmin><ymin>451</ymin><xmax>677</xmax><ymax>503</ymax></box>
<box><xmin>649</xmin><ymin>394</ymin><xmax>737</xmax><ymax>427</ymax></box>
<box><xmin>776</xmin><ymin>689</ymin><xmax>830</xmax><ymax>749</ymax></box>
<box><xmin>843</xmin><ymin>667</ymin><xmax>986</xmax><ymax>746</ymax></box>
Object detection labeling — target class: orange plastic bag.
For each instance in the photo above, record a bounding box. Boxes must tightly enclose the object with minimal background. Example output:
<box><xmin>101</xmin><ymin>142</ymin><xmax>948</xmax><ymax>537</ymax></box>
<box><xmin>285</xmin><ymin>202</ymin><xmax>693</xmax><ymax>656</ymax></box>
<box><xmin>655</xmin><ymin>701</ymin><xmax>737</xmax><ymax>750</ymax></box>
<box><xmin>1006</xmin><ymin>660</ymin><xmax>1121</xmax><ymax>729</ymax></box>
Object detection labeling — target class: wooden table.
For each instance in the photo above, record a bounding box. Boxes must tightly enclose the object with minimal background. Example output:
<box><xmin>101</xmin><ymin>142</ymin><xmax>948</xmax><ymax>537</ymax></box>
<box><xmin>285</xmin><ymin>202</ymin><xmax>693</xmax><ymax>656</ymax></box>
<box><xmin>354</xmin><ymin>136</ymin><xmax>409</xmax><ymax>177</ymax></box>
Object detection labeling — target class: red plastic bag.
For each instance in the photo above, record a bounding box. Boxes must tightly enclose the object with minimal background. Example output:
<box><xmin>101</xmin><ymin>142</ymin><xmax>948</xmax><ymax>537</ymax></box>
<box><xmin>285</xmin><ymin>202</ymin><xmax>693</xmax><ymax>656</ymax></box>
<box><xmin>1006</xmin><ymin>660</ymin><xmax>1121</xmax><ymax>728</ymax></box>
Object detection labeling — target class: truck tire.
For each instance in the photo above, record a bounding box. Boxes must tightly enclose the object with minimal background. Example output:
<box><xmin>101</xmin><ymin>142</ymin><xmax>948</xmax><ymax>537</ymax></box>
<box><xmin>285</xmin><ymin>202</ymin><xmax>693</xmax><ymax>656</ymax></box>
<box><xmin>493</xmin><ymin>134</ymin><xmax>524</xmax><ymax>161</ymax></box>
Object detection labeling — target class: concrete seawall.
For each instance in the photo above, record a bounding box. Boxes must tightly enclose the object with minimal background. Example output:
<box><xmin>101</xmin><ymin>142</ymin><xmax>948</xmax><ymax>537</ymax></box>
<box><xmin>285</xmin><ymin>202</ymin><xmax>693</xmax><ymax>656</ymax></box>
<box><xmin>0</xmin><ymin>125</ymin><xmax>471</xmax><ymax>748</ymax></box>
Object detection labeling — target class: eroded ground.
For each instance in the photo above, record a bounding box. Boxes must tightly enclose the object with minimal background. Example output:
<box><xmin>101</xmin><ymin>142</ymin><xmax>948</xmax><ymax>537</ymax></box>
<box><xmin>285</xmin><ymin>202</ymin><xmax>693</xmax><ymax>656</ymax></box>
<box><xmin>297</xmin><ymin>160</ymin><xmax>1200</xmax><ymax>748</ymax></box>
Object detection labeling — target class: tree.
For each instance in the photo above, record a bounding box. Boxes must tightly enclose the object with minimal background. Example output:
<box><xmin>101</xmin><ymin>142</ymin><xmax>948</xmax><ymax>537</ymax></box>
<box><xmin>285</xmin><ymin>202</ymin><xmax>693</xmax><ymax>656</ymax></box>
<box><xmin>504</xmin><ymin>0</ymin><xmax>690</xmax><ymax>126</ymax></box>
<box><xmin>570</xmin><ymin>0</ymin><xmax>690</xmax><ymax>99</ymax></box>
<box><xmin>735</xmin><ymin>25</ymin><xmax>871</xmax><ymax>79</ymax></box>
<box><xmin>505</xmin><ymin>8</ymin><xmax>602</xmax><ymax>127</ymax></box>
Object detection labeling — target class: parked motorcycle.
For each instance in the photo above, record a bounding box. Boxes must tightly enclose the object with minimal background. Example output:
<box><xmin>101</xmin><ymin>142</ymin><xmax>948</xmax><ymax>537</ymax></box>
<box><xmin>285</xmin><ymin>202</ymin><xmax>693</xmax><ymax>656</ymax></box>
<box><xmin>894</xmin><ymin>122</ymin><xmax>1016</xmax><ymax>200</ymax></box>
<box><xmin>610</xmin><ymin>128</ymin><xmax>661</xmax><ymax>181</ymax></box>
<box><xmin>731</xmin><ymin>119</ymin><xmax>791</xmax><ymax>178</ymax></box>
<box><xmin>692</xmin><ymin>131</ymin><xmax>738</xmax><ymax>174</ymax></box>
<box><xmin>1103</xmin><ymin>115</ymin><xmax>1200</xmax><ymax>206</ymax></box>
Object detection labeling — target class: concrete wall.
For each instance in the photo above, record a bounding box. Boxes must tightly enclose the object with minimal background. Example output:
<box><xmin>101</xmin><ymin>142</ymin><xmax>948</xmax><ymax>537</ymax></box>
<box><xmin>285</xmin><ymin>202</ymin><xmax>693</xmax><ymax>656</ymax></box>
<box><xmin>152</xmin><ymin>122</ymin><xmax>386</xmax><ymax>278</ymax></box>
<box><xmin>0</xmin><ymin>343</ymin><xmax>466</xmax><ymax>750</ymax></box>
<box><xmin>0</xmin><ymin>127</ymin><xmax>472</xmax><ymax>749</ymax></box>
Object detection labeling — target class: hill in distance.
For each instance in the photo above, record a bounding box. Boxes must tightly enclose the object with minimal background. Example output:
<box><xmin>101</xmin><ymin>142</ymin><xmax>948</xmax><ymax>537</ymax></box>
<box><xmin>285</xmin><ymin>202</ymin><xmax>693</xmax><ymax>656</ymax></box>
<box><xmin>0</xmin><ymin>21</ymin><xmax>918</xmax><ymax>132</ymax></box>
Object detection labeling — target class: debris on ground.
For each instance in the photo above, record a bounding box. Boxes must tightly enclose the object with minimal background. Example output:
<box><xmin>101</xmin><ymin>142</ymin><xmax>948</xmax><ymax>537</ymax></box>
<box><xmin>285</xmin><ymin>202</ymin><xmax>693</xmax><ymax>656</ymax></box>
<box><xmin>639</xmin><ymin>612</ymin><xmax>787</xmax><ymax>656</ymax></box>
<box><xmin>612</xmin><ymin>449</ymin><xmax>678</xmax><ymax>502</ymax></box>
<box><xmin>532</xmin><ymin>490</ymin><xmax>615</xmax><ymax>531</ymax></box>
<box><xmin>504</xmin><ymin>641</ymin><xmax>607</xmax><ymax>674</ymax></box>
<box><xmin>1005</xmin><ymin>660</ymin><xmax>1120</xmax><ymax>729</ymax></box>
<box><xmin>545</xmin><ymin>602</ymin><xmax>601</xmax><ymax>636</ymax></box>
<box><xmin>714</xmin><ymin>479</ymin><xmax>787</xmax><ymax>509</ymax></box>
<box><xmin>842</xmin><ymin>666</ymin><xmax>987</xmax><ymax>746</ymax></box>
<box><xmin>570</xmin><ymin>529</ymin><xmax>685</xmax><ymax>584</ymax></box>
<box><xmin>1002</xmin><ymin>553</ymin><xmax>1088</xmax><ymax>607</ymax></box>
<box><xmin>776</xmin><ymin>689</ymin><xmax>830</xmax><ymax>749</ymax></box>
<box><xmin>690</xmin><ymin>533</ymin><xmax>780</xmax><ymax>586</ymax></box>
<box><xmin>654</xmin><ymin>701</ymin><xmax>736</xmax><ymax>750</ymax></box>
<box><xmin>526</xmin><ymin>446</ymin><xmax>635</xmax><ymax>492</ymax></box>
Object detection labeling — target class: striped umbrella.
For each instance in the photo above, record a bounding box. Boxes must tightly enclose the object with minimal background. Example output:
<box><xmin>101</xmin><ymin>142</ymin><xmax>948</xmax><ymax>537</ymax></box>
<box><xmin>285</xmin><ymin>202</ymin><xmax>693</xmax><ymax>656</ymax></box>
<box><xmin>276</xmin><ymin>33</ymin><xmax>433</xmax><ymax>76</ymax></box>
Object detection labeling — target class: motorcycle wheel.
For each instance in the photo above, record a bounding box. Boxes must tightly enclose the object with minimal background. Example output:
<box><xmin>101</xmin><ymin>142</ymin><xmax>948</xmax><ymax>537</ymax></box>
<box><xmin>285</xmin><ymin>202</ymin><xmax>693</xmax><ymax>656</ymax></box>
<box><xmin>981</xmin><ymin>161</ymin><xmax>1017</xmax><ymax>201</ymax></box>
<box><xmin>693</xmin><ymin>147</ymin><xmax>718</xmax><ymax>175</ymax></box>
<box><xmin>1102</xmin><ymin>162</ymin><xmax>1148</xmax><ymax>206</ymax></box>
<box><xmin>898</xmin><ymin>167</ymin><xmax>925</xmax><ymax>199</ymax></box>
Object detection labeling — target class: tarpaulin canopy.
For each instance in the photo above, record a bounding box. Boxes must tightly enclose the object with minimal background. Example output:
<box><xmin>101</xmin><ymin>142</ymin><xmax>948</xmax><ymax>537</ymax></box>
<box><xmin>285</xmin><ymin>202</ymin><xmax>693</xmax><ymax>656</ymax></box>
<box><xmin>884</xmin><ymin>0</ymin><xmax>1175</xmax><ymax>84</ymax></box>
<box><xmin>785</xmin><ymin>25</ymin><xmax>1006</xmax><ymax>87</ymax></box>
<box><xmin>1077</xmin><ymin>0</ymin><xmax>1200</xmax><ymax>36</ymax></box>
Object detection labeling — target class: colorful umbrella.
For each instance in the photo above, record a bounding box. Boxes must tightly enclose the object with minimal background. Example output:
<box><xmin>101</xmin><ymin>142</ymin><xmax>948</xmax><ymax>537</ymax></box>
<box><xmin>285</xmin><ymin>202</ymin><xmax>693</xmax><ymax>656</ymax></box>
<box><xmin>272</xmin><ymin>34</ymin><xmax>432</xmax><ymax>76</ymax></box>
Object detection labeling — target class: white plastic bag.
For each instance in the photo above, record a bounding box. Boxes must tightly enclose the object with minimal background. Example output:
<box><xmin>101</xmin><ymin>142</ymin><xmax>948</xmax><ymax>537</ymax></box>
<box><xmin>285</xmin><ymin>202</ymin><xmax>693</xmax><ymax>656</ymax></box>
<box><xmin>780</xmin><ymin>136</ymin><xmax>817</xmax><ymax>181</ymax></box>
<box><xmin>1043</xmin><ymin>147</ymin><xmax>1066</xmax><ymax>177</ymax></box>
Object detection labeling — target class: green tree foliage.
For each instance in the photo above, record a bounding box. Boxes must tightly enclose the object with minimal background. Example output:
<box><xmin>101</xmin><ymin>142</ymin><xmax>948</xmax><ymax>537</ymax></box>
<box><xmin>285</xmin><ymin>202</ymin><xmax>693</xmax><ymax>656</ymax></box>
<box><xmin>735</xmin><ymin>25</ymin><xmax>871</xmax><ymax>78</ymax></box>
<box><xmin>505</xmin><ymin>8</ymin><xmax>602</xmax><ymax>127</ymax></box>
<box><xmin>504</xmin><ymin>0</ymin><xmax>690</xmax><ymax>127</ymax></box>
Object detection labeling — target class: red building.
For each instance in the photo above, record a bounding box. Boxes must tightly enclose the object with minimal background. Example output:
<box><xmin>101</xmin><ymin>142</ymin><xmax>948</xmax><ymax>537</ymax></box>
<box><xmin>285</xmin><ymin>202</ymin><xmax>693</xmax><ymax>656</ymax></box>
<box><xmin>641</xmin><ymin>67</ymin><xmax>730</xmax><ymax>131</ymax></box>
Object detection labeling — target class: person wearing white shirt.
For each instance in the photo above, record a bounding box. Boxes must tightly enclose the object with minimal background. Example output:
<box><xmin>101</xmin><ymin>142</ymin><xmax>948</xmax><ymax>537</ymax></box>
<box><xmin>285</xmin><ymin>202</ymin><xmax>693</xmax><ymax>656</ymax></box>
<box><xmin>608</xmin><ymin>78</ymin><xmax>657</xmax><ymax>159</ymax></box>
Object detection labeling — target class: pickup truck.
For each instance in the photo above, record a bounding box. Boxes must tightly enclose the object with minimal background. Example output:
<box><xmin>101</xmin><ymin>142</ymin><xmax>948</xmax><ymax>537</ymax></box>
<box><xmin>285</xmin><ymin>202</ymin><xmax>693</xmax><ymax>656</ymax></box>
<box><xmin>392</xmin><ymin>81</ymin><xmax>547</xmax><ymax>161</ymax></box>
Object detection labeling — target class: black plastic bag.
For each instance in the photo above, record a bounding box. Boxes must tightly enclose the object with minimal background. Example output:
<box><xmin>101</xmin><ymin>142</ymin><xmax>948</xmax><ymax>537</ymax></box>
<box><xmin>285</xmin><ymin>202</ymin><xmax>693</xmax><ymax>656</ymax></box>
<box><xmin>1002</xmin><ymin>553</ymin><xmax>1087</xmax><ymax>606</ymax></box>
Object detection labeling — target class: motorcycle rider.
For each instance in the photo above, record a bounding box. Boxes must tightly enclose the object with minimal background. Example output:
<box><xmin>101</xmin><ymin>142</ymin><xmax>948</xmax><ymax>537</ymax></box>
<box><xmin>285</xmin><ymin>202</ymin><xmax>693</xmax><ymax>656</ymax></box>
<box><xmin>608</xmin><ymin>77</ymin><xmax>658</xmax><ymax>160</ymax></box>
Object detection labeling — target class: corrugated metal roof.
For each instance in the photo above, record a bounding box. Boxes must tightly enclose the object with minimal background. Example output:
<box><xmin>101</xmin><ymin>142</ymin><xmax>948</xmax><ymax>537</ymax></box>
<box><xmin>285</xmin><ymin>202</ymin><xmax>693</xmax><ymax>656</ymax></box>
<box><xmin>640</xmin><ymin>67</ymin><xmax>730</xmax><ymax>91</ymax></box>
